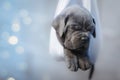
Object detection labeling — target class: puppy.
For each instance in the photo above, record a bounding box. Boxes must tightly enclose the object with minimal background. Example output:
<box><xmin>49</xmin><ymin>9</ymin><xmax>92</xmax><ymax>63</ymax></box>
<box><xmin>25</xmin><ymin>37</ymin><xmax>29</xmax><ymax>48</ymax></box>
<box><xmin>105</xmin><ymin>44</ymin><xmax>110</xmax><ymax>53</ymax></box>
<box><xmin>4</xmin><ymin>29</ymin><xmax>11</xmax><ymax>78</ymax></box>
<box><xmin>52</xmin><ymin>5</ymin><xmax>96</xmax><ymax>70</ymax></box>
<box><xmin>52</xmin><ymin>5</ymin><xmax>96</xmax><ymax>79</ymax></box>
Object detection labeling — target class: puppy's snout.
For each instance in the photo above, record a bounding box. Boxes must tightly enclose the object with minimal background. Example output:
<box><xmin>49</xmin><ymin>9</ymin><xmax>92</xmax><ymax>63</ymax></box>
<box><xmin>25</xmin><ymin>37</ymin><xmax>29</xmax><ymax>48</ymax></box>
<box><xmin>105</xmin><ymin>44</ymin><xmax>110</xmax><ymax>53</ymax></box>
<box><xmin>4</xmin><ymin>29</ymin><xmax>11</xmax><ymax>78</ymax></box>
<box><xmin>81</xmin><ymin>37</ymin><xmax>89</xmax><ymax>41</ymax></box>
<box><xmin>80</xmin><ymin>32</ymin><xmax>90</xmax><ymax>41</ymax></box>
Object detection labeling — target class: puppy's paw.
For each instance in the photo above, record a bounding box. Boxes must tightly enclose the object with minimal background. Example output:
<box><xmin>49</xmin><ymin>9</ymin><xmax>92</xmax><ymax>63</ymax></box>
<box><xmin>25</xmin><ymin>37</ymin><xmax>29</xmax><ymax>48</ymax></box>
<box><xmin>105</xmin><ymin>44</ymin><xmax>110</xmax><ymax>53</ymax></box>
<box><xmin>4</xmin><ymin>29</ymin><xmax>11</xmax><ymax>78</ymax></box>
<box><xmin>78</xmin><ymin>57</ymin><xmax>91</xmax><ymax>71</ymax></box>
<box><xmin>66</xmin><ymin>57</ymin><xmax>78</xmax><ymax>71</ymax></box>
<box><xmin>64</xmin><ymin>49</ymin><xmax>78</xmax><ymax>71</ymax></box>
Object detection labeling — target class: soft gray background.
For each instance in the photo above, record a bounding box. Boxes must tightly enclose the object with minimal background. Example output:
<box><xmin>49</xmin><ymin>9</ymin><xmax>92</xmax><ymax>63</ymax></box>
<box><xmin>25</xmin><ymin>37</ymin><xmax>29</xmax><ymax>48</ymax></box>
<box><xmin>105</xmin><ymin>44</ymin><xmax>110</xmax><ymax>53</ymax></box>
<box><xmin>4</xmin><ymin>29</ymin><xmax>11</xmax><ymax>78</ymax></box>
<box><xmin>0</xmin><ymin>0</ymin><xmax>120</xmax><ymax>80</ymax></box>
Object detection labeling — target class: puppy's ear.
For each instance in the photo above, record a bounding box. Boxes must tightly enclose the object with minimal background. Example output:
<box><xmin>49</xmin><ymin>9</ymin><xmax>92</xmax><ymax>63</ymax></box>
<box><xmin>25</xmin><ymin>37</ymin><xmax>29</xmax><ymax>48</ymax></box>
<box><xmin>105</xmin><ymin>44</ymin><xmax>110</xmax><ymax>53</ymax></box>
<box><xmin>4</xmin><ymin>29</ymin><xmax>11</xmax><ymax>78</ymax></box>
<box><xmin>92</xmin><ymin>18</ymin><xmax>96</xmax><ymax>38</ymax></box>
<box><xmin>62</xmin><ymin>15</ymin><xmax>69</xmax><ymax>38</ymax></box>
<box><xmin>52</xmin><ymin>14</ymin><xmax>68</xmax><ymax>37</ymax></box>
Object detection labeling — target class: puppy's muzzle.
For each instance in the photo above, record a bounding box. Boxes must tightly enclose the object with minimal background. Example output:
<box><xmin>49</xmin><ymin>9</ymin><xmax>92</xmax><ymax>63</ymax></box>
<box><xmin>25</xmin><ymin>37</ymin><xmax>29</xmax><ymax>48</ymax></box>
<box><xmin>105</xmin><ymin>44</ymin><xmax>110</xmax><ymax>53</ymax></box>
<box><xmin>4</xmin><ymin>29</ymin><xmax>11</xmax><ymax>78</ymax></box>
<box><xmin>70</xmin><ymin>32</ymin><xmax>90</xmax><ymax>49</ymax></box>
<box><xmin>80</xmin><ymin>33</ymin><xmax>90</xmax><ymax>43</ymax></box>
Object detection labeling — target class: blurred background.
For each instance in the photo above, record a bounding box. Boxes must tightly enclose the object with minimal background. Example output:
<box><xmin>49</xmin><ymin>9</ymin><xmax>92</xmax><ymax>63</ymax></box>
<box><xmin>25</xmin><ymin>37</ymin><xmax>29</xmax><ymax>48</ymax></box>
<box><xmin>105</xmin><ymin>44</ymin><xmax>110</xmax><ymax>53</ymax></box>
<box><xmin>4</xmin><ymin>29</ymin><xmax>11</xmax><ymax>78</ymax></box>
<box><xmin>0</xmin><ymin>0</ymin><xmax>120</xmax><ymax>80</ymax></box>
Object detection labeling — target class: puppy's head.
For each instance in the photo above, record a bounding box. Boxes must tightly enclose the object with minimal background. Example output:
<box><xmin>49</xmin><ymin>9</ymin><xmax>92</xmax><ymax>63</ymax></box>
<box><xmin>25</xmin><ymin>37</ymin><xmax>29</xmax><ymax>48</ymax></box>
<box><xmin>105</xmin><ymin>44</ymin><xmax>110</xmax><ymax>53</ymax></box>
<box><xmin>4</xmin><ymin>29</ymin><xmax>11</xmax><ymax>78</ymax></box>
<box><xmin>63</xmin><ymin>12</ymin><xmax>96</xmax><ymax>51</ymax></box>
<box><xmin>52</xmin><ymin>6</ymin><xmax>96</xmax><ymax>51</ymax></box>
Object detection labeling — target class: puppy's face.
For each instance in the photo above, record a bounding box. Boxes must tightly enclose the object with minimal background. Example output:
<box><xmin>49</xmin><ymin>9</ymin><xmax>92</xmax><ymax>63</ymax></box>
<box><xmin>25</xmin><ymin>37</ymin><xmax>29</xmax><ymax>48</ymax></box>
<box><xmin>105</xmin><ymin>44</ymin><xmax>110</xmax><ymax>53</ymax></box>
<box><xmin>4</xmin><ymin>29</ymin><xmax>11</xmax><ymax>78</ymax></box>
<box><xmin>63</xmin><ymin>13</ymin><xmax>96</xmax><ymax>53</ymax></box>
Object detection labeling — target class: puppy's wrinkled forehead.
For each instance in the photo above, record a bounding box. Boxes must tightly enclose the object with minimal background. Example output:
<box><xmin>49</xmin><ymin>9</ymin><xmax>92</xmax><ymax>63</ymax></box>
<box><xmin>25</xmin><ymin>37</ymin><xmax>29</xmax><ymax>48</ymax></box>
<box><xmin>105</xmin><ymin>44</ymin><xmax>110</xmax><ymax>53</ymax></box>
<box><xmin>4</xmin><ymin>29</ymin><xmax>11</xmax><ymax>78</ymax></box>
<box><xmin>62</xmin><ymin>5</ymin><xmax>93</xmax><ymax>25</ymax></box>
<box><xmin>66</xmin><ymin>12</ymin><xmax>93</xmax><ymax>26</ymax></box>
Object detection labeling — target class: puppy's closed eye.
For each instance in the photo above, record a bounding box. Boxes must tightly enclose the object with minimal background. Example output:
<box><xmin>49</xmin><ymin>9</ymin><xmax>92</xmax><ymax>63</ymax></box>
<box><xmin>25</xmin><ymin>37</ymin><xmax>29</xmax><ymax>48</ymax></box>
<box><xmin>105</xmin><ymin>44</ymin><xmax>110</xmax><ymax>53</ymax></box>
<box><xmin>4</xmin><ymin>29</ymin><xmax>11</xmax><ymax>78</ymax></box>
<box><xmin>84</xmin><ymin>18</ymin><xmax>96</xmax><ymax>38</ymax></box>
<box><xmin>69</xmin><ymin>24</ymin><xmax>82</xmax><ymax>31</ymax></box>
<box><xmin>85</xmin><ymin>26</ymin><xmax>94</xmax><ymax>32</ymax></box>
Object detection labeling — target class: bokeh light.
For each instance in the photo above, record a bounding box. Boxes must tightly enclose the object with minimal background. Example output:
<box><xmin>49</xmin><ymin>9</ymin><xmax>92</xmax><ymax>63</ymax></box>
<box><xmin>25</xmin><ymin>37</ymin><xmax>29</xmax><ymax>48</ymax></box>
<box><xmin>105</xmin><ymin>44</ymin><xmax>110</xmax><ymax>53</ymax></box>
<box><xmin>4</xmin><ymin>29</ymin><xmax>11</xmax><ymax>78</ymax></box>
<box><xmin>7</xmin><ymin>77</ymin><xmax>15</xmax><ymax>80</ymax></box>
<box><xmin>19</xmin><ymin>9</ymin><xmax>32</xmax><ymax>25</ymax></box>
<box><xmin>8</xmin><ymin>36</ymin><xmax>18</xmax><ymax>45</ymax></box>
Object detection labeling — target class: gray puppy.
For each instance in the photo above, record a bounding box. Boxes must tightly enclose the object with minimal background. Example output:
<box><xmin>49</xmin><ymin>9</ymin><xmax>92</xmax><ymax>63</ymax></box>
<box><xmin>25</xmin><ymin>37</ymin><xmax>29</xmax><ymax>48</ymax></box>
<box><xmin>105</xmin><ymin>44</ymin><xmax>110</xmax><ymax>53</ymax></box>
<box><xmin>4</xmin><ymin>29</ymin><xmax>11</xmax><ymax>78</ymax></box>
<box><xmin>52</xmin><ymin>5</ymin><xmax>96</xmax><ymax>79</ymax></box>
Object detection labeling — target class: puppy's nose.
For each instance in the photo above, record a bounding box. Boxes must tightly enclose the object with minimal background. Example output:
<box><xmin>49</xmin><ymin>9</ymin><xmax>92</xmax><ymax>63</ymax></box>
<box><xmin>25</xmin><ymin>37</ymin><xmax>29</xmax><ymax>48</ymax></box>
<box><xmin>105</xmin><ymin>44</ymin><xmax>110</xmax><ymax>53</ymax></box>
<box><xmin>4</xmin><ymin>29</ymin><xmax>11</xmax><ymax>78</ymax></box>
<box><xmin>81</xmin><ymin>37</ymin><xmax>89</xmax><ymax>41</ymax></box>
